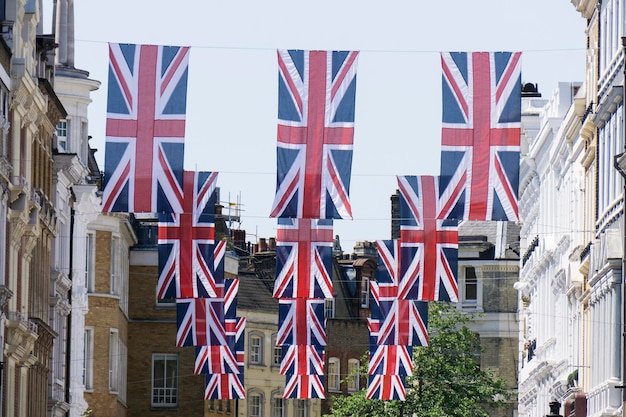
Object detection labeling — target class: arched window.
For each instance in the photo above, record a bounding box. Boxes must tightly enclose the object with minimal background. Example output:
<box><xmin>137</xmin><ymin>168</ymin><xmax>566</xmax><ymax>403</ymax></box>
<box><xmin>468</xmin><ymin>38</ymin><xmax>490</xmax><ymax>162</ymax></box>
<box><xmin>249</xmin><ymin>332</ymin><xmax>264</xmax><ymax>365</ymax></box>
<box><xmin>347</xmin><ymin>358</ymin><xmax>360</xmax><ymax>391</ymax></box>
<box><xmin>248</xmin><ymin>389</ymin><xmax>264</xmax><ymax>417</ymax></box>
<box><xmin>328</xmin><ymin>357</ymin><xmax>340</xmax><ymax>391</ymax></box>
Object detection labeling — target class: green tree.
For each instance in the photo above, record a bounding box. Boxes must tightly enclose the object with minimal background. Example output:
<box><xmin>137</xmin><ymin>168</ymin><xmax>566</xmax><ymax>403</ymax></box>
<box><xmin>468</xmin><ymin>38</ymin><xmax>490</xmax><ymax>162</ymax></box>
<box><xmin>328</xmin><ymin>302</ymin><xmax>512</xmax><ymax>417</ymax></box>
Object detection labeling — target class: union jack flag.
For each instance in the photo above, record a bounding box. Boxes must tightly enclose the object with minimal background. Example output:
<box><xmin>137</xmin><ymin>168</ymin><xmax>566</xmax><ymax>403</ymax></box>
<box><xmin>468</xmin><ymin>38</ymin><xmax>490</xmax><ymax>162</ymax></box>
<box><xmin>195</xmin><ymin>316</ymin><xmax>245</xmax><ymax>375</ymax></box>
<box><xmin>270</xmin><ymin>49</ymin><xmax>359</xmax><ymax>219</ymax></box>
<box><xmin>277</xmin><ymin>298</ymin><xmax>326</xmax><ymax>348</ymax></box>
<box><xmin>194</xmin><ymin>345</ymin><xmax>239</xmax><ymax>375</ymax></box>
<box><xmin>366</xmin><ymin>374</ymin><xmax>406</xmax><ymax>401</ymax></box>
<box><xmin>398</xmin><ymin>175</ymin><xmax>459</xmax><ymax>302</ymax></box>
<box><xmin>222</xmin><ymin>278</ymin><xmax>239</xmax><ymax>320</ymax></box>
<box><xmin>274</xmin><ymin>218</ymin><xmax>333</xmax><ymax>299</ymax></box>
<box><xmin>205</xmin><ymin>373</ymin><xmax>245</xmax><ymax>400</ymax></box>
<box><xmin>176</xmin><ymin>298</ymin><xmax>226</xmax><ymax>347</ymax></box>
<box><xmin>368</xmin><ymin>345</ymin><xmax>413</xmax><ymax>377</ymax></box>
<box><xmin>369</xmin><ymin>282</ymin><xmax>428</xmax><ymax>346</ymax></box>
<box><xmin>376</xmin><ymin>239</ymin><xmax>420</xmax><ymax>300</ymax></box>
<box><xmin>102</xmin><ymin>43</ymin><xmax>190</xmax><ymax>213</ymax></box>
<box><xmin>440</xmin><ymin>51</ymin><xmax>521</xmax><ymax>221</ymax></box>
<box><xmin>280</xmin><ymin>344</ymin><xmax>325</xmax><ymax>376</ymax></box>
<box><xmin>284</xmin><ymin>374</ymin><xmax>325</xmax><ymax>399</ymax></box>
<box><xmin>157</xmin><ymin>171</ymin><xmax>220</xmax><ymax>299</ymax></box>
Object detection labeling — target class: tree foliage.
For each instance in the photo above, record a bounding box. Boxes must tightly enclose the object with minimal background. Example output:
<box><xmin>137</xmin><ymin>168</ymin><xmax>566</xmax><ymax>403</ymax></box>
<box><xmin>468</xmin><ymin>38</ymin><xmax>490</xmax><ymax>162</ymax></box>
<box><xmin>328</xmin><ymin>302</ymin><xmax>512</xmax><ymax>417</ymax></box>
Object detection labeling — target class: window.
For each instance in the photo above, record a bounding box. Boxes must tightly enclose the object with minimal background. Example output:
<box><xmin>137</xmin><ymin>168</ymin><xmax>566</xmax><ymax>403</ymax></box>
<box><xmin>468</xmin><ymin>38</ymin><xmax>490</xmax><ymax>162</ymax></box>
<box><xmin>347</xmin><ymin>358</ymin><xmax>360</xmax><ymax>391</ymax></box>
<box><xmin>249</xmin><ymin>333</ymin><xmax>264</xmax><ymax>365</ymax></box>
<box><xmin>294</xmin><ymin>399</ymin><xmax>309</xmax><ymax>417</ymax></box>
<box><xmin>464</xmin><ymin>267</ymin><xmax>477</xmax><ymax>302</ymax></box>
<box><xmin>360</xmin><ymin>278</ymin><xmax>370</xmax><ymax>307</ymax></box>
<box><xmin>56</xmin><ymin>120</ymin><xmax>67</xmax><ymax>151</ymax></box>
<box><xmin>110</xmin><ymin>236</ymin><xmax>119</xmax><ymax>295</ymax></box>
<box><xmin>324</xmin><ymin>298</ymin><xmax>335</xmax><ymax>318</ymax></box>
<box><xmin>152</xmin><ymin>354</ymin><xmax>178</xmax><ymax>407</ymax></box>
<box><xmin>271</xmin><ymin>333</ymin><xmax>282</xmax><ymax>367</ymax></box>
<box><xmin>119</xmin><ymin>340</ymin><xmax>128</xmax><ymax>403</ymax></box>
<box><xmin>83</xmin><ymin>327</ymin><xmax>94</xmax><ymax>390</ymax></box>
<box><xmin>109</xmin><ymin>330</ymin><xmax>119</xmax><ymax>392</ymax></box>
<box><xmin>271</xmin><ymin>393</ymin><xmax>285</xmax><ymax>417</ymax></box>
<box><xmin>328</xmin><ymin>357</ymin><xmax>340</xmax><ymax>391</ymax></box>
<box><xmin>85</xmin><ymin>232</ymin><xmax>95</xmax><ymax>293</ymax></box>
<box><xmin>249</xmin><ymin>392</ymin><xmax>263</xmax><ymax>417</ymax></box>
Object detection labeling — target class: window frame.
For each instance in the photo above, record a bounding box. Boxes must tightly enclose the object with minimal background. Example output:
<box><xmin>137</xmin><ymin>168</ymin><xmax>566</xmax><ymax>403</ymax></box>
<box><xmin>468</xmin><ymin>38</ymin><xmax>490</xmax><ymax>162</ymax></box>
<box><xmin>109</xmin><ymin>329</ymin><xmax>119</xmax><ymax>392</ymax></box>
<box><xmin>328</xmin><ymin>357</ymin><xmax>341</xmax><ymax>392</ymax></box>
<box><xmin>83</xmin><ymin>327</ymin><xmax>94</xmax><ymax>390</ymax></box>
<box><xmin>294</xmin><ymin>399</ymin><xmax>309</xmax><ymax>417</ymax></box>
<box><xmin>248</xmin><ymin>390</ymin><xmax>264</xmax><ymax>417</ymax></box>
<box><xmin>347</xmin><ymin>358</ymin><xmax>360</xmax><ymax>391</ymax></box>
<box><xmin>360</xmin><ymin>278</ymin><xmax>370</xmax><ymax>308</ymax></box>
<box><xmin>151</xmin><ymin>353</ymin><xmax>179</xmax><ymax>408</ymax></box>
<box><xmin>85</xmin><ymin>232</ymin><xmax>95</xmax><ymax>293</ymax></box>
<box><xmin>324</xmin><ymin>297</ymin><xmax>335</xmax><ymax>318</ymax></box>
<box><xmin>271</xmin><ymin>333</ymin><xmax>282</xmax><ymax>367</ymax></box>
<box><xmin>249</xmin><ymin>332</ymin><xmax>264</xmax><ymax>365</ymax></box>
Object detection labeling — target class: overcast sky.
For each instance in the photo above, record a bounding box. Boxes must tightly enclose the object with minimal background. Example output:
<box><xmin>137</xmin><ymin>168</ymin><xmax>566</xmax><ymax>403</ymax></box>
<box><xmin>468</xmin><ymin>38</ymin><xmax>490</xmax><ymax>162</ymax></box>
<box><xmin>69</xmin><ymin>1</ymin><xmax>586</xmax><ymax>251</ymax></box>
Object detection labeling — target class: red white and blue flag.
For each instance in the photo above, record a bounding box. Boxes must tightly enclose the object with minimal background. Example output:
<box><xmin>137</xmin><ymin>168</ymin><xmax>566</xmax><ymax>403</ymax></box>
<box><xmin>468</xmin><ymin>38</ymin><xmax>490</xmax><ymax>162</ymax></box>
<box><xmin>366</xmin><ymin>374</ymin><xmax>406</xmax><ymax>401</ymax></box>
<box><xmin>274</xmin><ymin>218</ymin><xmax>334</xmax><ymax>299</ymax></box>
<box><xmin>284</xmin><ymin>374</ymin><xmax>325</xmax><ymax>399</ymax></box>
<box><xmin>369</xmin><ymin>282</ymin><xmax>428</xmax><ymax>346</ymax></box>
<box><xmin>280</xmin><ymin>344</ymin><xmax>325</xmax><ymax>376</ymax></box>
<box><xmin>270</xmin><ymin>49</ymin><xmax>359</xmax><ymax>220</ymax></box>
<box><xmin>205</xmin><ymin>373</ymin><xmax>245</xmax><ymax>400</ymax></box>
<box><xmin>440</xmin><ymin>51</ymin><xmax>521</xmax><ymax>221</ymax></box>
<box><xmin>277</xmin><ymin>298</ymin><xmax>327</xmax><ymax>348</ymax></box>
<box><xmin>157</xmin><ymin>171</ymin><xmax>220</xmax><ymax>299</ymax></box>
<box><xmin>176</xmin><ymin>298</ymin><xmax>226</xmax><ymax>347</ymax></box>
<box><xmin>195</xmin><ymin>316</ymin><xmax>245</xmax><ymax>375</ymax></box>
<box><xmin>102</xmin><ymin>43</ymin><xmax>190</xmax><ymax>213</ymax></box>
<box><xmin>397</xmin><ymin>175</ymin><xmax>459</xmax><ymax>302</ymax></box>
<box><xmin>368</xmin><ymin>345</ymin><xmax>413</xmax><ymax>377</ymax></box>
<box><xmin>194</xmin><ymin>345</ymin><xmax>239</xmax><ymax>375</ymax></box>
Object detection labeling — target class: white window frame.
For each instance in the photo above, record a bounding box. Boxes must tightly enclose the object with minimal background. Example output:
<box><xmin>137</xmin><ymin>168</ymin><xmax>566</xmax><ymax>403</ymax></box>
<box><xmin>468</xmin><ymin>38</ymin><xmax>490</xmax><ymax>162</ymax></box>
<box><xmin>56</xmin><ymin>119</ymin><xmax>67</xmax><ymax>151</ymax></box>
<box><xmin>360</xmin><ymin>278</ymin><xmax>370</xmax><ymax>308</ymax></box>
<box><xmin>328</xmin><ymin>357</ymin><xmax>340</xmax><ymax>391</ymax></box>
<box><xmin>271</xmin><ymin>391</ymin><xmax>286</xmax><ymax>417</ymax></box>
<box><xmin>249</xmin><ymin>333</ymin><xmax>264</xmax><ymax>365</ymax></box>
<box><xmin>152</xmin><ymin>354</ymin><xmax>178</xmax><ymax>407</ymax></box>
<box><xmin>271</xmin><ymin>333</ymin><xmax>282</xmax><ymax>367</ymax></box>
<box><xmin>109</xmin><ymin>329</ymin><xmax>119</xmax><ymax>392</ymax></box>
<box><xmin>347</xmin><ymin>358</ymin><xmax>360</xmax><ymax>391</ymax></box>
<box><xmin>83</xmin><ymin>327</ymin><xmax>94</xmax><ymax>390</ymax></box>
<box><xmin>248</xmin><ymin>391</ymin><xmax>264</xmax><ymax>417</ymax></box>
<box><xmin>110</xmin><ymin>235</ymin><xmax>120</xmax><ymax>295</ymax></box>
<box><xmin>85</xmin><ymin>232</ymin><xmax>95</xmax><ymax>293</ymax></box>
<box><xmin>324</xmin><ymin>298</ymin><xmax>335</xmax><ymax>318</ymax></box>
<box><xmin>294</xmin><ymin>399</ymin><xmax>309</xmax><ymax>417</ymax></box>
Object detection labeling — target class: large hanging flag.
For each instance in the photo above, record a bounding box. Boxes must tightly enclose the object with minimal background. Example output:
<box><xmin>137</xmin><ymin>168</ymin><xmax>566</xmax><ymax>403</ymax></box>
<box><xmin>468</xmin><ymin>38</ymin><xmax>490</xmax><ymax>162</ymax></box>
<box><xmin>439</xmin><ymin>51</ymin><xmax>521</xmax><ymax>221</ymax></box>
<box><xmin>376</xmin><ymin>240</ymin><xmax>419</xmax><ymax>300</ymax></box>
<box><xmin>102</xmin><ymin>43</ymin><xmax>190</xmax><ymax>213</ymax></box>
<box><xmin>277</xmin><ymin>298</ymin><xmax>327</xmax><ymax>348</ymax></box>
<box><xmin>397</xmin><ymin>175</ymin><xmax>459</xmax><ymax>302</ymax></box>
<box><xmin>274</xmin><ymin>218</ymin><xmax>334</xmax><ymax>299</ymax></box>
<box><xmin>284</xmin><ymin>374</ymin><xmax>325</xmax><ymax>399</ymax></box>
<box><xmin>270</xmin><ymin>49</ymin><xmax>359</xmax><ymax>219</ymax></box>
<box><xmin>157</xmin><ymin>171</ymin><xmax>219</xmax><ymax>299</ymax></box>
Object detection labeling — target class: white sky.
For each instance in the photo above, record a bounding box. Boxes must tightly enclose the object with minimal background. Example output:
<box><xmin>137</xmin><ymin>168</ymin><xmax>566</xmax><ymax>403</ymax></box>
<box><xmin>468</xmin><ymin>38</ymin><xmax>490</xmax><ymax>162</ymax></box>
<box><xmin>69</xmin><ymin>1</ymin><xmax>586</xmax><ymax>252</ymax></box>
